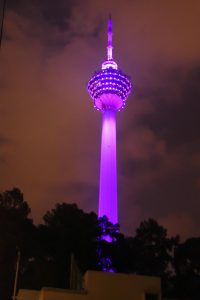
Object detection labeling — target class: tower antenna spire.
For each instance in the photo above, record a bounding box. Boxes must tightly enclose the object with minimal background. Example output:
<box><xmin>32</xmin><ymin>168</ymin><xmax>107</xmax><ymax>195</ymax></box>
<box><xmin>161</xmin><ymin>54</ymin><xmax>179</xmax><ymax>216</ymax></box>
<box><xmin>107</xmin><ymin>14</ymin><xmax>113</xmax><ymax>60</ymax></box>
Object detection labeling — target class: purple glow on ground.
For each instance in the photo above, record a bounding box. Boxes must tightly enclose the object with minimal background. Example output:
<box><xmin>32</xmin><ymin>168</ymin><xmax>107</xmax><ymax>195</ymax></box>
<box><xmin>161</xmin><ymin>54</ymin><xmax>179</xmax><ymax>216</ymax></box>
<box><xmin>99</xmin><ymin>109</ymin><xmax>118</xmax><ymax>224</ymax></box>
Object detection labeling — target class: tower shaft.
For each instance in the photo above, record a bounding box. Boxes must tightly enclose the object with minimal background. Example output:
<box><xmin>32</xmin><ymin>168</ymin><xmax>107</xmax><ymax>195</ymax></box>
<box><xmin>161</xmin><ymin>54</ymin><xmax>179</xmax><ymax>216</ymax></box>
<box><xmin>87</xmin><ymin>16</ymin><xmax>132</xmax><ymax>229</ymax></box>
<box><xmin>99</xmin><ymin>109</ymin><xmax>117</xmax><ymax>224</ymax></box>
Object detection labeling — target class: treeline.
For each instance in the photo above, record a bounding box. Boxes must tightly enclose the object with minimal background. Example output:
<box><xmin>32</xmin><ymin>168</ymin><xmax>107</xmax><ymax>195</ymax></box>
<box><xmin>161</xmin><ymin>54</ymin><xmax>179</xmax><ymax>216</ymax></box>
<box><xmin>0</xmin><ymin>188</ymin><xmax>200</xmax><ymax>300</ymax></box>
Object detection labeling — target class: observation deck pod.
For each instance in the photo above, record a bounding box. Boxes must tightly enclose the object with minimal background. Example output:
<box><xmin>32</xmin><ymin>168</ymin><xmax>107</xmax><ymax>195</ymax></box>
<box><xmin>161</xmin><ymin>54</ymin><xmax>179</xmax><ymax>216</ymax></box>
<box><xmin>87</xmin><ymin>67</ymin><xmax>132</xmax><ymax>111</ymax></box>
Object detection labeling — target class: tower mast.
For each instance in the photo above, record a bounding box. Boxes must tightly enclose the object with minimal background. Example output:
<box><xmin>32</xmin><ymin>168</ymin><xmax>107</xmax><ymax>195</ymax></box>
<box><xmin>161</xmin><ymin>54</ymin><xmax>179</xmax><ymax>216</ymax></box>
<box><xmin>107</xmin><ymin>14</ymin><xmax>113</xmax><ymax>61</ymax></box>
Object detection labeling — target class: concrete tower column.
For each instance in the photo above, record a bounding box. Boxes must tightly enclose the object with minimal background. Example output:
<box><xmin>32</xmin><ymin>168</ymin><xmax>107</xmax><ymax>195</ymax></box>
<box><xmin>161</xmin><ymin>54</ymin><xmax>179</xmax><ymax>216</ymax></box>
<box><xmin>99</xmin><ymin>109</ymin><xmax>117</xmax><ymax>224</ymax></box>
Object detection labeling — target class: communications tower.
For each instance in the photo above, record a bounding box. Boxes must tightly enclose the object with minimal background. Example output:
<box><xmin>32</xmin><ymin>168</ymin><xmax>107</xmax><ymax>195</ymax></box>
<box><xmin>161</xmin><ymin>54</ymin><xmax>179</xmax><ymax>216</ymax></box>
<box><xmin>87</xmin><ymin>16</ymin><xmax>132</xmax><ymax>225</ymax></box>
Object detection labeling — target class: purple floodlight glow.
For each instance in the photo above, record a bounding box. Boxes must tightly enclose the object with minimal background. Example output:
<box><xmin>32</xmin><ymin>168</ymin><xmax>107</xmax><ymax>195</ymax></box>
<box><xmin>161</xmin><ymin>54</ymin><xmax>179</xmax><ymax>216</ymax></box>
<box><xmin>87</xmin><ymin>16</ymin><xmax>132</xmax><ymax>226</ymax></box>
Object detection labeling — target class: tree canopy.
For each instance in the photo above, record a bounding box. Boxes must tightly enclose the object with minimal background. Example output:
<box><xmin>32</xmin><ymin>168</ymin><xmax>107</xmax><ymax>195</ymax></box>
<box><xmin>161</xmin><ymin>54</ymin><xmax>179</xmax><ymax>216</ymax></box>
<box><xmin>0</xmin><ymin>188</ymin><xmax>33</xmax><ymax>300</ymax></box>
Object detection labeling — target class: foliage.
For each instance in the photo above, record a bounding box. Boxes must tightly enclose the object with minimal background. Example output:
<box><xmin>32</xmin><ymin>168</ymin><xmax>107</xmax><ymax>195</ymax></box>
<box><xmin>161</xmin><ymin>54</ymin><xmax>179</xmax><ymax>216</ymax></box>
<box><xmin>173</xmin><ymin>238</ymin><xmax>200</xmax><ymax>298</ymax></box>
<box><xmin>133</xmin><ymin>219</ymin><xmax>179</xmax><ymax>276</ymax></box>
<box><xmin>96</xmin><ymin>215</ymin><xmax>120</xmax><ymax>271</ymax></box>
<box><xmin>0</xmin><ymin>188</ymin><xmax>33</xmax><ymax>300</ymax></box>
<box><xmin>43</xmin><ymin>203</ymin><xmax>100</xmax><ymax>274</ymax></box>
<box><xmin>20</xmin><ymin>203</ymin><xmax>100</xmax><ymax>290</ymax></box>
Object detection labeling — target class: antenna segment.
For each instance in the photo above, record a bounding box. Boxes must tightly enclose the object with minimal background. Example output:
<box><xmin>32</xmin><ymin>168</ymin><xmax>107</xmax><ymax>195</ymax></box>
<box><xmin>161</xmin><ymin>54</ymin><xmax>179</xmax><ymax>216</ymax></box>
<box><xmin>101</xmin><ymin>15</ymin><xmax>118</xmax><ymax>70</ymax></box>
<box><xmin>107</xmin><ymin>15</ymin><xmax>113</xmax><ymax>60</ymax></box>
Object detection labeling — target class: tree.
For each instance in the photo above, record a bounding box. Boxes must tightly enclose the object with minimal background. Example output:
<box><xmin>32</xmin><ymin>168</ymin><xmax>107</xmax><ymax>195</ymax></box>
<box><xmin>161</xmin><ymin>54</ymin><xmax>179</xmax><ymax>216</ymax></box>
<box><xmin>27</xmin><ymin>203</ymin><xmax>100</xmax><ymax>288</ymax></box>
<box><xmin>173</xmin><ymin>238</ymin><xmax>200</xmax><ymax>298</ymax></box>
<box><xmin>131</xmin><ymin>218</ymin><xmax>179</xmax><ymax>296</ymax></box>
<box><xmin>132</xmin><ymin>219</ymin><xmax>177</xmax><ymax>275</ymax></box>
<box><xmin>96</xmin><ymin>216</ymin><xmax>120</xmax><ymax>271</ymax></box>
<box><xmin>0</xmin><ymin>188</ymin><xmax>34</xmax><ymax>300</ymax></box>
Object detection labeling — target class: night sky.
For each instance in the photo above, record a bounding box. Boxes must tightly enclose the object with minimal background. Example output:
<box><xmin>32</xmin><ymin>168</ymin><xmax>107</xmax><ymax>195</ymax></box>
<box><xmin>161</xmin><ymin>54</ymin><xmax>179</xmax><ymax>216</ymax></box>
<box><xmin>1</xmin><ymin>0</ymin><xmax>200</xmax><ymax>240</ymax></box>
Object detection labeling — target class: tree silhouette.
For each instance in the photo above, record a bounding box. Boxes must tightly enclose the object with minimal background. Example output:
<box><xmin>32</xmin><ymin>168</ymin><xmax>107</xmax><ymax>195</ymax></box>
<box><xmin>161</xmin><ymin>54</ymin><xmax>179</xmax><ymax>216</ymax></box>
<box><xmin>173</xmin><ymin>238</ymin><xmax>200</xmax><ymax>298</ymax></box>
<box><xmin>24</xmin><ymin>203</ymin><xmax>100</xmax><ymax>289</ymax></box>
<box><xmin>132</xmin><ymin>219</ymin><xmax>178</xmax><ymax>276</ymax></box>
<box><xmin>132</xmin><ymin>218</ymin><xmax>179</xmax><ymax>296</ymax></box>
<box><xmin>0</xmin><ymin>188</ymin><xmax>34</xmax><ymax>300</ymax></box>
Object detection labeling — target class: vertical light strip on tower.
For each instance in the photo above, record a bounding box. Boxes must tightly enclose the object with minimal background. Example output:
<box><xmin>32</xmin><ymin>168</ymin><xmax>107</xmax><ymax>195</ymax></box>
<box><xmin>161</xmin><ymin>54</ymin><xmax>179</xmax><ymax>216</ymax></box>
<box><xmin>87</xmin><ymin>16</ymin><xmax>132</xmax><ymax>225</ymax></box>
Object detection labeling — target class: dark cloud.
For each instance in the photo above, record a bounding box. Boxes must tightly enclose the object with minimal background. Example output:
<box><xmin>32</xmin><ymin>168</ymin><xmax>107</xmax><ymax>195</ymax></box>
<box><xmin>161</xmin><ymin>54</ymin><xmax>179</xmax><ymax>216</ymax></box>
<box><xmin>7</xmin><ymin>0</ymin><xmax>73</xmax><ymax>29</ymax></box>
<box><xmin>4</xmin><ymin>0</ymin><xmax>104</xmax><ymax>50</ymax></box>
<box><xmin>121</xmin><ymin>156</ymin><xmax>161</xmax><ymax>177</ymax></box>
<box><xmin>137</xmin><ymin>67</ymin><xmax>200</xmax><ymax>148</ymax></box>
